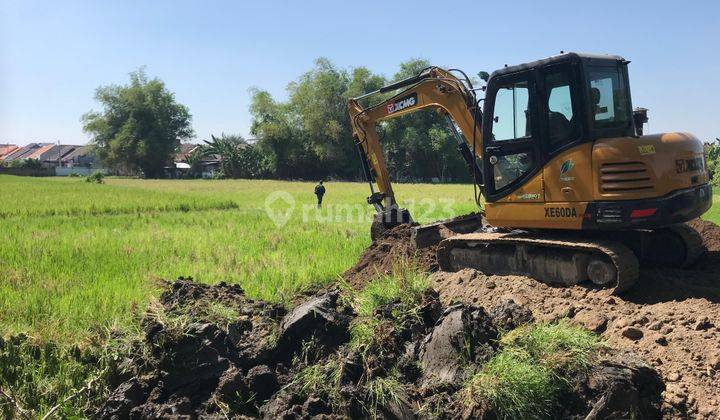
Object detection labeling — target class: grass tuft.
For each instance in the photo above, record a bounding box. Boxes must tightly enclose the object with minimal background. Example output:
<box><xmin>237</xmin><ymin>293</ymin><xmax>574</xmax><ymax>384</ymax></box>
<box><xmin>463</xmin><ymin>349</ymin><xmax>556</xmax><ymax>419</ymax></box>
<box><xmin>348</xmin><ymin>264</ymin><xmax>429</xmax><ymax>351</ymax></box>
<box><xmin>501</xmin><ymin>320</ymin><xmax>602</xmax><ymax>373</ymax></box>
<box><xmin>462</xmin><ymin>321</ymin><xmax>602</xmax><ymax>419</ymax></box>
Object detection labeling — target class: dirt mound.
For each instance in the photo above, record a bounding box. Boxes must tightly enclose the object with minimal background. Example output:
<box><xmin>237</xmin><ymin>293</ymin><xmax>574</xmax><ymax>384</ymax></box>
<box><xmin>689</xmin><ymin>218</ymin><xmax>720</xmax><ymax>252</ymax></box>
<box><xmin>342</xmin><ymin>223</ymin><xmax>437</xmax><ymax>289</ymax></box>
<box><xmin>98</xmin><ymin>278</ymin><xmax>663</xmax><ymax>419</ymax></box>
<box><xmin>431</xmin><ymin>217</ymin><xmax>720</xmax><ymax>419</ymax></box>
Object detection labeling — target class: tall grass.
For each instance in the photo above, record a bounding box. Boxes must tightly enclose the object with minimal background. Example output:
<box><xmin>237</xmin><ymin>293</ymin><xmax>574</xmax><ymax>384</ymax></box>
<box><xmin>0</xmin><ymin>176</ymin><xmax>477</xmax><ymax>345</ymax></box>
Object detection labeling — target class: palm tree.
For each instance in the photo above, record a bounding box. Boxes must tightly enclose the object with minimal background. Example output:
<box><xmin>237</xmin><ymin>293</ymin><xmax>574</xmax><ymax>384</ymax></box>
<box><xmin>203</xmin><ymin>134</ymin><xmax>247</xmax><ymax>178</ymax></box>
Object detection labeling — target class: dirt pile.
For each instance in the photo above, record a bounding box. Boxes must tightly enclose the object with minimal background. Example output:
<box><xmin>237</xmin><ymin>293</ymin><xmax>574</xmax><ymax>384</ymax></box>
<box><xmin>98</xmin><ymin>280</ymin><xmax>352</xmax><ymax>418</ymax></box>
<box><xmin>342</xmin><ymin>223</ymin><xmax>437</xmax><ymax>289</ymax></box>
<box><xmin>431</xmin><ymin>219</ymin><xmax>720</xmax><ymax>419</ymax></box>
<box><xmin>97</xmin><ymin>278</ymin><xmax>664</xmax><ymax>419</ymax></box>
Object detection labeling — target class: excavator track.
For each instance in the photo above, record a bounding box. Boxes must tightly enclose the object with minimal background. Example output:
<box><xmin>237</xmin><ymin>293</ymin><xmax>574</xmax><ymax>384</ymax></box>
<box><xmin>666</xmin><ymin>224</ymin><xmax>705</xmax><ymax>267</ymax></box>
<box><xmin>436</xmin><ymin>232</ymin><xmax>639</xmax><ymax>294</ymax></box>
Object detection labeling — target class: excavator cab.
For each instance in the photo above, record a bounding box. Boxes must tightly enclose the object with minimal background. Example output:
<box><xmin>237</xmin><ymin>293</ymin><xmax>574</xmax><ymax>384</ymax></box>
<box><xmin>481</xmin><ymin>53</ymin><xmax>635</xmax><ymax>202</ymax></box>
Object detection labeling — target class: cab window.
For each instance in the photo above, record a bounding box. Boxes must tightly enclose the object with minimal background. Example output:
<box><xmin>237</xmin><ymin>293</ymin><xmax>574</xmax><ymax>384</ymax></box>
<box><xmin>494</xmin><ymin>152</ymin><xmax>533</xmax><ymax>190</ymax></box>
<box><xmin>491</xmin><ymin>81</ymin><xmax>531</xmax><ymax>141</ymax></box>
<box><xmin>588</xmin><ymin>67</ymin><xmax>630</xmax><ymax>129</ymax></box>
<box><xmin>545</xmin><ymin>69</ymin><xmax>580</xmax><ymax>150</ymax></box>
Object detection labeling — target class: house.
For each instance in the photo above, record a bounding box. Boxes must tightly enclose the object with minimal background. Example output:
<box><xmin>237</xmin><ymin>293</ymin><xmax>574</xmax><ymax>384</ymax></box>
<box><xmin>38</xmin><ymin>145</ymin><xmax>81</xmax><ymax>168</ymax></box>
<box><xmin>0</xmin><ymin>144</ymin><xmax>18</xmax><ymax>161</ymax></box>
<box><xmin>173</xmin><ymin>143</ymin><xmax>221</xmax><ymax>178</ymax></box>
<box><xmin>1</xmin><ymin>143</ymin><xmax>54</xmax><ymax>163</ymax></box>
<box><xmin>26</xmin><ymin>143</ymin><xmax>56</xmax><ymax>160</ymax></box>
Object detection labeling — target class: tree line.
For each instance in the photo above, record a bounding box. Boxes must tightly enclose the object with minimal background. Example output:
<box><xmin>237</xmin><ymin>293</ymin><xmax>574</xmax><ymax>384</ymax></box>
<box><xmin>82</xmin><ymin>61</ymin><xmax>719</xmax><ymax>186</ymax></box>
<box><xmin>82</xmin><ymin>59</ymin><xmax>473</xmax><ymax>181</ymax></box>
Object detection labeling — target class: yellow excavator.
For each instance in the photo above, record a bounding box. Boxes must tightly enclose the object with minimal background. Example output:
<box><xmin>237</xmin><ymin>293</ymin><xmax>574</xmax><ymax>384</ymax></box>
<box><xmin>348</xmin><ymin>52</ymin><xmax>711</xmax><ymax>293</ymax></box>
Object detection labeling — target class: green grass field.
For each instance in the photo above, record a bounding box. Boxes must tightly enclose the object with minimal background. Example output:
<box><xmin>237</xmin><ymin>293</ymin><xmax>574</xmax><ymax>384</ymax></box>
<box><xmin>0</xmin><ymin>175</ymin><xmax>478</xmax><ymax>345</ymax></box>
<box><xmin>0</xmin><ymin>175</ymin><xmax>717</xmax><ymax>346</ymax></box>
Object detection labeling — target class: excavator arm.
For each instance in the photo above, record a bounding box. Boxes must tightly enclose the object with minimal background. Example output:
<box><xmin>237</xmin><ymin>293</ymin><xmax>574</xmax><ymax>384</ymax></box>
<box><xmin>348</xmin><ymin>67</ymin><xmax>484</xmax><ymax>234</ymax></box>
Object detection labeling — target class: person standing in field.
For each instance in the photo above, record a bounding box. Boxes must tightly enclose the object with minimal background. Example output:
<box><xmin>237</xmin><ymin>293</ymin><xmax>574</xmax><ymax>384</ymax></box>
<box><xmin>314</xmin><ymin>181</ymin><xmax>326</xmax><ymax>208</ymax></box>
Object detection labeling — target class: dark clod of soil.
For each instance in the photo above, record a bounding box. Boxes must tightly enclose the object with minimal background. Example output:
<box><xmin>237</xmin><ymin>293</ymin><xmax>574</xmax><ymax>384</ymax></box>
<box><xmin>98</xmin><ymin>277</ymin><xmax>666</xmax><ymax>419</ymax></box>
<box><xmin>98</xmin><ymin>280</ymin><xmax>351</xmax><ymax>419</ymax></box>
<box><xmin>570</xmin><ymin>351</ymin><xmax>665</xmax><ymax>419</ymax></box>
<box><xmin>418</xmin><ymin>304</ymin><xmax>498</xmax><ymax>388</ymax></box>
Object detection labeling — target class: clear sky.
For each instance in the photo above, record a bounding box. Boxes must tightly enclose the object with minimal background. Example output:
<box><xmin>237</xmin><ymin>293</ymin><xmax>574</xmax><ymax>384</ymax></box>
<box><xmin>1</xmin><ymin>0</ymin><xmax>718</xmax><ymax>146</ymax></box>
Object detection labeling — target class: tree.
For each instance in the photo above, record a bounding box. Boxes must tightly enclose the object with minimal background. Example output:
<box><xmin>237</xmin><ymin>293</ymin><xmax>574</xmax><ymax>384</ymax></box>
<box><xmin>203</xmin><ymin>134</ymin><xmax>262</xmax><ymax>179</ymax></box>
<box><xmin>705</xmin><ymin>138</ymin><xmax>720</xmax><ymax>185</ymax></box>
<box><xmin>382</xmin><ymin>59</ymin><xmax>471</xmax><ymax>182</ymax></box>
<box><xmin>82</xmin><ymin>68</ymin><xmax>194</xmax><ymax>177</ymax></box>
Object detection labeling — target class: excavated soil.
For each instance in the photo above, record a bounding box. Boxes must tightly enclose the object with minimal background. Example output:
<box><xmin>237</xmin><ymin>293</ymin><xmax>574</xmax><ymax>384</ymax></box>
<box><xmin>94</xmin><ymin>218</ymin><xmax>720</xmax><ymax>419</ymax></box>
<box><xmin>426</xmin><ymin>219</ymin><xmax>720</xmax><ymax>419</ymax></box>
<box><xmin>98</xmin><ymin>278</ymin><xmax>664</xmax><ymax>419</ymax></box>
<box><xmin>342</xmin><ymin>223</ymin><xmax>437</xmax><ymax>289</ymax></box>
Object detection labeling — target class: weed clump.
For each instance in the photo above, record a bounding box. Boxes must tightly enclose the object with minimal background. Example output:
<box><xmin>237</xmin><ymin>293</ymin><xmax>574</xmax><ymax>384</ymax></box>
<box><xmin>85</xmin><ymin>171</ymin><xmax>105</xmax><ymax>184</ymax></box>
<box><xmin>462</xmin><ymin>321</ymin><xmax>602</xmax><ymax>419</ymax></box>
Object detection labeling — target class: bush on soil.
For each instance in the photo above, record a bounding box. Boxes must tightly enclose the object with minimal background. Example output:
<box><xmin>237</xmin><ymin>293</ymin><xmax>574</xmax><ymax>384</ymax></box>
<box><xmin>463</xmin><ymin>321</ymin><xmax>602</xmax><ymax>419</ymax></box>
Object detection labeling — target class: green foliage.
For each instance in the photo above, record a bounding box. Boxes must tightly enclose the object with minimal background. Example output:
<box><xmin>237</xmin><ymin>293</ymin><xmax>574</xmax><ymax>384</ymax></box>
<box><xmin>464</xmin><ymin>349</ymin><xmax>556</xmax><ymax>419</ymax></box>
<box><xmin>501</xmin><ymin>320</ymin><xmax>602</xmax><ymax>373</ymax></box>
<box><xmin>183</xmin><ymin>147</ymin><xmax>207</xmax><ymax>178</ymax></box>
<box><xmin>203</xmin><ymin>134</ymin><xmax>263</xmax><ymax>179</ymax></box>
<box><xmin>85</xmin><ymin>171</ymin><xmax>105</xmax><ymax>184</ymax></box>
<box><xmin>0</xmin><ymin>335</ymin><xmax>110</xmax><ymax>418</ymax></box>
<box><xmin>249</xmin><ymin>57</ymin><xmax>472</xmax><ymax>181</ymax></box>
<box><xmin>349</xmin><ymin>265</ymin><xmax>429</xmax><ymax>351</ymax></box>
<box><xmin>8</xmin><ymin>158</ymin><xmax>42</xmax><ymax>169</ymax></box>
<box><xmin>82</xmin><ymin>68</ymin><xmax>194</xmax><ymax>177</ymax></box>
<box><xmin>705</xmin><ymin>140</ymin><xmax>720</xmax><ymax>185</ymax></box>
<box><xmin>463</xmin><ymin>321</ymin><xmax>602</xmax><ymax>419</ymax></box>
<box><xmin>363</xmin><ymin>373</ymin><xmax>405</xmax><ymax>417</ymax></box>
<box><xmin>352</xmin><ymin>264</ymin><xmax>429</xmax><ymax>317</ymax></box>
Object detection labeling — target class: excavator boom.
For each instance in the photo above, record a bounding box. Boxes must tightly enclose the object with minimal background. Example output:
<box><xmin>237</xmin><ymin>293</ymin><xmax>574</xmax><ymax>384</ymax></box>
<box><xmin>349</xmin><ymin>67</ymin><xmax>483</xmax><ymax>227</ymax></box>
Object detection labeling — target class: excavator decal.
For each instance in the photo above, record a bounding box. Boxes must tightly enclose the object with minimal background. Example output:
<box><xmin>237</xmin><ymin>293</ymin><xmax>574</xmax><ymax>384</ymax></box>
<box><xmin>386</xmin><ymin>93</ymin><xmax>417</xmax><ymax>114</ymax></box>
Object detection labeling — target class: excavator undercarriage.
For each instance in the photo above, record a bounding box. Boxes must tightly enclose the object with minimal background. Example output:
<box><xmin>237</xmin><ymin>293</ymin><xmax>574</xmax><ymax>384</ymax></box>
<box><xmin>417</xmin><ymin>214</ymin><xmax>705</xmax><ymax>294</ymax></box>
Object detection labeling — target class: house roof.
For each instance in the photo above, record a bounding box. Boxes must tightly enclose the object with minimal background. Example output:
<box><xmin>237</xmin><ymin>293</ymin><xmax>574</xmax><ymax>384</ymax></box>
<box><xmin>62</xmin><ymin>145</ymin><xmax>94</xmax><ymax>162</ymax></box>
<box><xmin>26</xmin><ymin>144</ymin><xmax>56</xmax><ymax>160</ymax></box>
<box><xmin>39</xmin><ymin>145</ymin><xmax>81</xmax><ymax>162</ymax></box>
<box><xmin>0</xmin><ymin>144</ymin><xmax>18</xmax><ymax>160</ymax></box>
<box><xmin>2</xmin><ymin>143</ymin><xmax>53</xmax><ymax>162</ymax></box>
<box><xmin>175</xmin><ymin>143</ymin><xmax>201</xmax><ymax>162</ymax></box>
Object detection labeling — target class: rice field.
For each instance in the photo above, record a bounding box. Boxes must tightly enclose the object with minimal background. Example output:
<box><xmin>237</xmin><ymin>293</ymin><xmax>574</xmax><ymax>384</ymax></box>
<box><xmin>0</xmin><ymin>175</ymin><xmax>717</xmax><ymax>346</ymax></box>
<box><xmin>0</xmin><ymin>175</ymin><xmax>478</xmax><ymax>345</ymax></box>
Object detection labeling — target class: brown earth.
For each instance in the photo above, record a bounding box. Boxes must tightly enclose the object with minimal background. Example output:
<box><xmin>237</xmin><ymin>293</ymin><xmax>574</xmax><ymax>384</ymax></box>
<box><xmin>93</xmin><ymin>219</ymin><xmax>720</xmax><ymax>418</ymax></box>
<box><xmin>342</xmin><ymin>223</ymin><xmax>437</xmax><ymax>289</ymax></box>
<box><xmin>348</xmin><ymin>219</ymin><xmax>720</xmax><ymax>418</ymax></box>
<box><xmin>98</xmin><ymin>278</ymin><xmax>664</xmax><ymax>419</ymax></box>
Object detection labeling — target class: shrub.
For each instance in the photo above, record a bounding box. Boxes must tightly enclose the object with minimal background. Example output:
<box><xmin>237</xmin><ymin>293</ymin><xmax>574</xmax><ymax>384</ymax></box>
<box><xmin>85</xmin><ymin>171</ymin><xmax>105</xmax><ymax>184</ymax></box>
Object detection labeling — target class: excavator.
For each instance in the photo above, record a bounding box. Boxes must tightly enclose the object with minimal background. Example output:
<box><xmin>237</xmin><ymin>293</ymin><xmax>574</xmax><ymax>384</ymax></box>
<box><xmin>348</xmin><ymin>52</ymin><xmax>712</xmax><ymax>294</ymax></box>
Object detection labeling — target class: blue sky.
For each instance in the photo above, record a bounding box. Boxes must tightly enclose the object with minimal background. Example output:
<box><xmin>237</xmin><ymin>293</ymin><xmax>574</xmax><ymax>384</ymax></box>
<box><xmin>1</xmin><ymin>0</ymin><xmax>718</xmax><ymax>145</ymax></box>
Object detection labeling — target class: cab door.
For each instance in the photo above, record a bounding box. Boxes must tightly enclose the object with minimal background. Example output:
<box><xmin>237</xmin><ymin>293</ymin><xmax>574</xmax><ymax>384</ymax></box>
<box><xmin>483</xmin><ymin>71</ymin><xmax>543</xmax><ymax>202</ymax></box>
<box><xmin>540</xmin><ymin>64</ymin><xmax>593</xmax><ymax>202</ymax></box>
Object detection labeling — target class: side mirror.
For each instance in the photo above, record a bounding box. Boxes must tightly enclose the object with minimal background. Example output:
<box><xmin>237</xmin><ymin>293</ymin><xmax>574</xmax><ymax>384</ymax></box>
<box><xmin>478</xmin><ymin>71</ymin><xmax>490</xmax><ymax>82</ymax></box>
